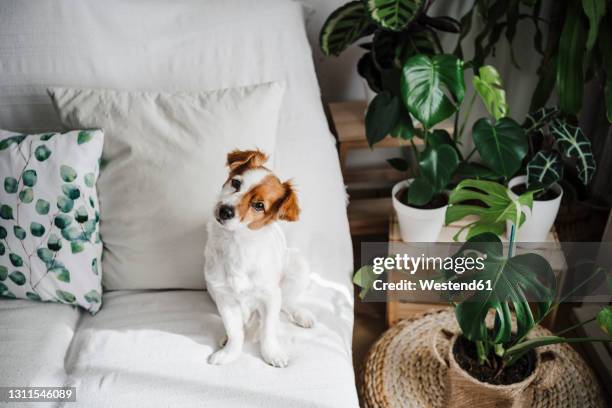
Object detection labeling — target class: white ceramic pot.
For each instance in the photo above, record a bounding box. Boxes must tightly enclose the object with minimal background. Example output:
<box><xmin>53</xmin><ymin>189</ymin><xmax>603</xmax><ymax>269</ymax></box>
<box><xmin>392</xmin><ymin>179</ymin><xmax>447</xmax><ymax>242</ymax></box>
<box><xmin>506</xmin><ymin>175</ymin><xmax>563</xmax><ymax>242</ymax></box>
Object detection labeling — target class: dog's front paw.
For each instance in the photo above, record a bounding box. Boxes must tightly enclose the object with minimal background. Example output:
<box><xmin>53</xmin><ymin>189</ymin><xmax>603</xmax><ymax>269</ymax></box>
<box><xmin>287</xmin><ymin>308</ymin><xmax>316</xmax><ymax>328</ymax></box>
<box><xmin>261</xmin><ymin>344</ymin><xmax>289</xmax><ymax>368</ymax></box>
<box><xmin>208</xmin><ymin>347</ymin><xmax>240</xmax><ymax>365</ymax></box>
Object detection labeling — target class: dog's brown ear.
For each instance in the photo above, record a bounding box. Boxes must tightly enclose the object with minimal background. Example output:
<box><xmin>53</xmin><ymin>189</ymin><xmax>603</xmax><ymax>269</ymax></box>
<box><xmin>227</xmin><ymin>149</ymin><xmax>268</xmax><ymax>172</ymax></box>
<box><xmin>278</xmin><ymin>181</ymin><xmax>300</xmax><ymax>222</ymax></box>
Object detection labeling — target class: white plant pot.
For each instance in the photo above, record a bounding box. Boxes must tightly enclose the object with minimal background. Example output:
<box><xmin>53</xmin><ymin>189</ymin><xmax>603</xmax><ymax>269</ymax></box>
<box><xmin>392</xmin><ymin>180</ymin><xmax>447</xmax><ymax>242</ymax></box>
<box><xmin>506</xmin><ymin>175</ymin><xmax>563</xmax><ymax>242</ymax></box>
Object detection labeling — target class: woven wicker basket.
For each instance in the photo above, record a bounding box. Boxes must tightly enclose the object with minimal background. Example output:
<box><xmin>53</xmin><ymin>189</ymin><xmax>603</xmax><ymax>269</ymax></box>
<box><xmin>360</xmin><ymin>309</ymin><xmax>605</xmax><ymax>408</ymax></box>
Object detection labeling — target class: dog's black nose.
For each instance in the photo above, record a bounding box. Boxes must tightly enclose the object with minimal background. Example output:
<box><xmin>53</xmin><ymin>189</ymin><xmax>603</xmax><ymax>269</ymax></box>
<box><xmin>219</xmin><ymin>205</ymin><xmax>235</xmax><ymax>221</ymax></box>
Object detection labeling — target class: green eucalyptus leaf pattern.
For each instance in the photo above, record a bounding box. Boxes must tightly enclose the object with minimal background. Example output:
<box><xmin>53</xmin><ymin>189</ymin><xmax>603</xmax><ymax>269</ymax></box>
<box><xmin>75</xmin><ymin>206</ymin><xmax>89</xmax><ymax>223</ymax></box>
<box><xmin>0</xmin><ymin>205</ymin><xmax>14</xmax><ymax>220</ymax></box>
<box><xmin>0</xmin><ymin>135</ymin><xmax>26</xmax><ymax>150</ymax></box>
<box><xmin>57</xmin><ymin>196</ymin><xmax>74</xmax><ymax>213</ymax></box>
<box><xmin>19</xmin><ymin>188</ymin><xmax>34</xmax><ymax>203</ymax></box>
<box><xmin>84</xmin><ymin>290</ymin><xmax>101</xmax><ymax>303</ymax></box>
<box><xmin>91</xmin><ymin>258</ymin><xmax>99</xmax><ymax>275</ymax></box>
<box><xmin>50</xmin><ymin>265</ymin><xmax>70</xmax><ymax>283</ymax></box>
<box><xmin>62</xmin><ymin>184</ymin><xmax>80</xmax><ymax>200</ymax></box>
<box><xmin>13</xmin><ymin>226</ymin><xmax>26</xmax><ymax>240</ymax></box>
<box><xmin>77</xmin><ymin>131</ymin><xmax>93</xmax><ymax>145</ymax></box>
<box><xmin>54</xmin><ymin>215</ymin><xmax>72</xmax><ymax>229</ymax></box>
<box><xmin>34</xmin><ymin>145</ymin><xmax>52</xmax><ymax>161</ymax></box>
<box><xmin>84</xmin><ymin>173</ymin><xmax>95</xmax><ymax>188</ymax></box>
<box><xmin>37</xmin><ymin>248</ymin><xmax>54</xmax><ymax>264</ymax></box>
<box><xmin>26</xmin><ymin>291</ymin><xmax>41</xmax><ymax>301</ymax></box>
<box><xmin>60</xmin><ymin>165</ymin><xmax>77</xmax><ymax>182</ymax></box>
<box><xmin>9</xmin><ymin>271</ymin><xmax>26</xmax><ymax>286</ymax></box>
<box><xmin>4</xmin><ymin>177</ymin><xmax>18</xmax><ymax>193</ymax></box>
<box><xmin>47</xmin><ymin>234</ymin><xmax>62</xmax><ymax>252</ymax></box>
<box><xmin>61</xmin><ymin>227</ymin><xmax>82</xmax><ymax>241</ymax></box>
<box><xmin>30</xmin><ymin>222</ymin><xmax>46</xmax><ymax>237</ymax></box>
<box><xmin>0</xmin><ymin>129</ymin><xmax>103</xmax><ymax>313</ymax></box>
<box><xmin>35</xmin><ymin>199</ymin><xmax>50</xmax><ymax>215</ymax></box>
<box><xmin>71</xmin><ymin>241</ymin><xmax>84</xmax><ymax>254</ymax></box>
<box><xmin>56</xmin><ymin>289</ymin><xmax>76</xmax><ymax>303</ymax></box>
<box><xmin>9</xmin><ymin>253</ymin><xmax>23</xmax><ymax>267</ymax></box>
<box><xmin>23</xmin><ymin>169</ymin><xmax>37</xmax><ymax>187</ymax></box>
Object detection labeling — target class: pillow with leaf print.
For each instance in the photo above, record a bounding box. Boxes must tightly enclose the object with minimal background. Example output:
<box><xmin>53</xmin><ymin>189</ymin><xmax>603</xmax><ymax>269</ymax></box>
<box><xmin>0</xmin><ymin>128</ymin><xmax>103</xmax><ymax>314</ymax></box>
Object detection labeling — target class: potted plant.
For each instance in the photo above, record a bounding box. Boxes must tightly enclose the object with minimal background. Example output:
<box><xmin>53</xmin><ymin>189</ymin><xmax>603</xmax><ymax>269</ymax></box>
<box><xmin>505</xmin><ymin>107</ymin><xmax>597</xmax><ymax>242</ymax></box>
<box><xmin>319</xmin><ymin>1</ymin><xmax>459</xmax><ymax>113</ymax></box>
<box><xmin>431</xmin><ymin>230</ymin><xmax>612</xmax><ymax>407</ymax></box>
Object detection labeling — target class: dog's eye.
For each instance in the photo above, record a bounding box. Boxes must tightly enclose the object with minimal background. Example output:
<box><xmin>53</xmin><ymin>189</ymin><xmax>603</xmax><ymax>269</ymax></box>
<box><xmin>252</xmin><ymin>201</ymin><xmax>265</xmax><ymax>212</ymax></box>
<box><xmin>230</xmin><ymin>179</ymin><xmax>241</xmax><ymax>191</ymax></box>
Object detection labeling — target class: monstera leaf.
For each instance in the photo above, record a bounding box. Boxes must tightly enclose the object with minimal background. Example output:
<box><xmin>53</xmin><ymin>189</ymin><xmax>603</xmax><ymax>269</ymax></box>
<box><xmin>598</xmin><ymin>306</ymin><xmax>612</xmax><ymax>335</ymax></box>
<box><xmin>522</xmin><ymin>106</ymin><xmax>560</xmax><ymax>135</ymax></box>
<box><xmin>366</xmin><ymin>0</ymin><xmax>423</xmax><ymax>31</ymax></box>
<box><xmin>472</xmin><ymin>117</ymin><xmax>528</xmax><ymax>179</ymax></box>
<box><xmin>448</xmin><ymin>233</ymin><xmax>556</xmax><ymax>343</ymax></box>
<box><xmin>550</xmin><ymin>119</ymin><xmax>595</xmax><ymax>185</ymax></box>
<box><xmin>446</xmin><ymin>179</ymin><xmax>534</xmax><ymax>241</ymax></box>
<box><xmin>320</xmin><ymin>1</ymin><xmax>375</xmax><ymax>56</ymax></box>
<box><xmin>472</xmin><ymin>65</ymin><xmax>508</xmax><ymax>120</ymax></box>
<box><xmin>400</xmin><ymin>54</ymin><xmax>465</xmax><ymax>129</ymax></box>
<box><xmin>527</xmin><ymin>151</ymin><xmax>564</xmax><ymax>190</ymax></box>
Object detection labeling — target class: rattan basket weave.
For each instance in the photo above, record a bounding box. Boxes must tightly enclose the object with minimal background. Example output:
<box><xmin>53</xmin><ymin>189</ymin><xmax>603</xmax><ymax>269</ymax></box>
<box><xmin>359</xmin><ymin>309</ymin><xmax>605</xmax><ymax>408</ymax></box>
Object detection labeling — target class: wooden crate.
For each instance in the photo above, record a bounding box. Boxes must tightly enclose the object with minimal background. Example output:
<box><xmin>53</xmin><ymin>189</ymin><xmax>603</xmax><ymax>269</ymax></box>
<box><xmin>386</xmin><ymin>212</ymin><xmax>567</xmax><ymax>328</ymax></box>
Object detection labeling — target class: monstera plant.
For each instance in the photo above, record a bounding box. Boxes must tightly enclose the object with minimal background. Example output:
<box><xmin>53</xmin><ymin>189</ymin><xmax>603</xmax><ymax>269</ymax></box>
<box><xmin>320</xmin><ymin>0</ymin><xmax>460</xmax><ymax>144</ymax></box>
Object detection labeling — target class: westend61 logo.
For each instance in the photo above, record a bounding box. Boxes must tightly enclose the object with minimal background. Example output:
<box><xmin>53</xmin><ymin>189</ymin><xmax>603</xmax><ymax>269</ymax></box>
<box><xmin>370</xmin><ymin>253</ymin><xmax>492</xmax><ymax>292</ymax></box>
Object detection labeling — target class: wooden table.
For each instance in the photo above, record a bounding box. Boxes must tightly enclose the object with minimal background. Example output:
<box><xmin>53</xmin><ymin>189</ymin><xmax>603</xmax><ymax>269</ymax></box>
<box><xmin>386</xmin><ymin>212</ymin><xmax>568</xmax><ymax>329</ymax></box>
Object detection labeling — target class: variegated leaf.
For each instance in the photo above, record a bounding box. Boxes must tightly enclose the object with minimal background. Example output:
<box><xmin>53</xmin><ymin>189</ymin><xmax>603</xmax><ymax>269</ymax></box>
<box><xmin>550</xmin><ymin>119</ymin><xmax>595</xmax><ymax>185</ymax></box>
<box><xmin>527</xmin><ymin>151</ymin><xmax>564</xmax><ymax>189</ymax></box>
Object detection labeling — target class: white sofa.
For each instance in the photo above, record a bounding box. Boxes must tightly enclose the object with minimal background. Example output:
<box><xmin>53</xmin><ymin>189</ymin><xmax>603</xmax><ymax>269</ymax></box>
<box><xmin>0</xmin><ymin>1</ymin><xmax>359</xmax><ymax>406</ymax></box>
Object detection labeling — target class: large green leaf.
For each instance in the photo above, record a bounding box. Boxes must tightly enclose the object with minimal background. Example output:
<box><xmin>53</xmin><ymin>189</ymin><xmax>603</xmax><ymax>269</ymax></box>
<box><xmin>366</xmin><ymin>0</ymin><xmax>423</xmax><ymax>31</ymax></box>
<box><xmin>353</xmin><ymin>265</ymin><xmax>378</xmax><ymax>299</ymax></box>
<box><xmin>320</xmin><ymin>1</ymin><xmax>375</xmax><ymax>56</ymax></box>
<box><xmin>582</xmin><ymin>0</ymin><xmax>606</xmax><ymax>50</ymax></box>
<box><xmin>600</xmin><ymin>20</ymin><xmax>612</xmax><ymax>122</ymax></box>
<box><xmin>455</xmin><ymin>162</ymin><xmax>500</xmax><ymax>181</ymax></box>
<box><xmin>419</xmin><ymin>143</ymin><xmax>459</xmax><ymax>192</ymax></box>
<box><xmin>598</xmin><ymin>306</ymin><xmax>612</xmax><ymax>335</ymax></box>
<box><xmin>447</xmin><ymin>233</ymin><xmax>556</xmax><ymax>343</ymax></box>
<box><xmin>357</xmin><ymin>52</ymin><xmax>383</xmax><ymax>93</ymax></box>
<box><xmin>527</xmin><ymin>151</ymin><xmax>564</xmax><ymax>190</ymax></box>
<box><xmin>446</xmin><ymin>179</ymin><xmax>533</xmax><ymax>240</ymax></box>
<box><xmin>400</xmin><ymin>54</ymin><xmax>465</xmax><ymax>129</ymax></box>
<box><xmin>472</xmin><ymin>65</ymin><xmax>508</xmax><ymax>120</ymax></box>
<box><xmin>365</xmin><ymin>91</ymin><xmax>401</xmax><ymax>146</ymax></box>
<box><xmin>472</xmin><ymin>117</ymin><xmax>528</xmax><ymax>179</ymax></box>
<box><xmin>522</xmin><ymin>107</ymin><xmax>560</xmax><ymax>136</ymax></box>
<box><xmin>550</xmin><ymin>119</ymin><xmax>595</xmax><ymax>184</ymax></box>
<box><xmin>557</xmin><ymin>0</ymin><xmax>586</xmax><ymax>114</ymax></box>
<box><xmin>406</xmin><ymin>176</ymin><xmax>435</xmax><ymax>206</ymax></box>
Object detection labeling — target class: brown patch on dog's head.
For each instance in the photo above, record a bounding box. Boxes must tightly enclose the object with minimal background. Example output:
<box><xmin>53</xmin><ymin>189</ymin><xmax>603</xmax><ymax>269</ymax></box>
<box><xmin>227</xmin><ymin>149</ymin><xmax>268</xmax><ymax>175</ymax></box>
<box><xmin>236</xmin><ymin>175</ymin><xmax>300</xmax><ymax>229</ymax></box>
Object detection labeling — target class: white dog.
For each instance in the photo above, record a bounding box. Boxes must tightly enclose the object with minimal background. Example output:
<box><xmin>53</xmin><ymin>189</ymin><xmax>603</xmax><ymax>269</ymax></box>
<box><xmin>204</xmin><ymin>149</ymin><xmax>315</xmax><ymax>367</ymax></box>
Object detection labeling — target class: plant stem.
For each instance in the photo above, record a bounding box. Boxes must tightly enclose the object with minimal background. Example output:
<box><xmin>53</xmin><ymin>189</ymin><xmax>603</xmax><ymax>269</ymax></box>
<box><xmin>476</xmin><ymin>341</ymin><xmax>488</xmax><ymax>365</ymax></box>
<box><xmin>553</xmin><ymin>316</ymin><xmax>597</xmax><ymax>337</ymax></box>
<box><xmin>458</xmin><ymin>92</ymin><xmax>477</xmax><ymax>141</ymax></box>
<box><xmin>465</xmin><ymin>147</ymin><xmax>477</xmax><ymax>161</ymax></box>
